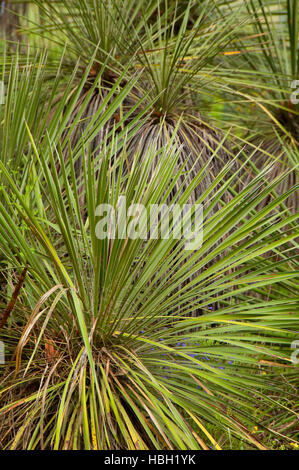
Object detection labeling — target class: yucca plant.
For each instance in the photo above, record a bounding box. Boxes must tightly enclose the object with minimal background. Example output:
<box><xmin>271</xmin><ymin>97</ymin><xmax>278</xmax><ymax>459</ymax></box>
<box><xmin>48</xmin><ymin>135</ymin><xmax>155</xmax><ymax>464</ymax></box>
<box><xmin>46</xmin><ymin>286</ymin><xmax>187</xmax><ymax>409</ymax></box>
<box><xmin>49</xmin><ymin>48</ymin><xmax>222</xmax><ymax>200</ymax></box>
<box><xmin>114</xmin><ymin>0</ymin><xmax>248</xmax><ymax>202</ymax></box>
<box><xmin>0</xmin><ymin>54</ymin><xmax>298</xmax><ymax>448</ymax></box>
<box><xmin>26</xmin><ymin>0</ymin><xmax>158</xmax><ymax>173</ymax></box>
<box><xmin>25</xmin><ymin>1</ymin><xmax>248</xmax><ymax>195</ymax></box>
<box><xmin>0</xmin><ymin>48</ymin><xmax>63</xmax><ymax>298</ymax></box>
<box><xmin>216</xmin><ymin>0</ymin><xmax>298</xmax><ymax>212</ymax></box>
<box><xmin>243</xmin><ymin>0</ymin><xmax>298</xmax><ymax>213</ymax></box>
<box><xmin>117</xmin><ymin>2</ymin><xmax>254</xmax><ymax>306</ymax></box>
<box><xmin>0</xmin><ymin>47</ymin><xmax>62</xmax><ymax>181</ymax></box>
<box><xmin>0</xmin><ymin>49</ymin><xmax>150</xmax><ymax>306</ymax></box>
<box><xmin>19</xmin><ymin>1</ymin><xmax>250</xmax><ymax>297</ymax></box>
<box><xmin>113</xmin><ymin>1</ymin><xmax>247</xmax><ymax>272</ymax></box>
<box><xmin>1</xmin><ymin>0</ymin><xmax>298</xmax><ymax>453</ymax></box>
<box><xmin>245</xmin><ymin>0</ymin><xmax>299</xmax><ymax>147</ymax></box>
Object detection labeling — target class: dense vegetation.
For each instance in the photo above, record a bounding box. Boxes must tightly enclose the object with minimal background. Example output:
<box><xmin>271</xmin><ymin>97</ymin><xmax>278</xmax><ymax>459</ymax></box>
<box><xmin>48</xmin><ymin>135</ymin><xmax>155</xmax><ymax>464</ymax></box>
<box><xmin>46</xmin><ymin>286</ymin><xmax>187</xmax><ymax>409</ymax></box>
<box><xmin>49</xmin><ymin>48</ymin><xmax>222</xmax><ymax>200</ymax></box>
<box><xmin>0</xmin><ymin>0</ymin><xmax>298</xmax><ymax>450</ymax></box>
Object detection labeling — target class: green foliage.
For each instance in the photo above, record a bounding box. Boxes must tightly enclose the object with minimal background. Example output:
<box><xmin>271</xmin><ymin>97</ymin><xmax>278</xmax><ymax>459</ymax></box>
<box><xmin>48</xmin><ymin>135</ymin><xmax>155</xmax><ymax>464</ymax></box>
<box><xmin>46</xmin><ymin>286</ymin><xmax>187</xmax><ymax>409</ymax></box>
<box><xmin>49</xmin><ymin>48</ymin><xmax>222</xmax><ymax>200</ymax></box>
<box><xmin>0</xmin><ymin>0</ymin><xmax>298</xmax><ymax>451</ymax></box>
